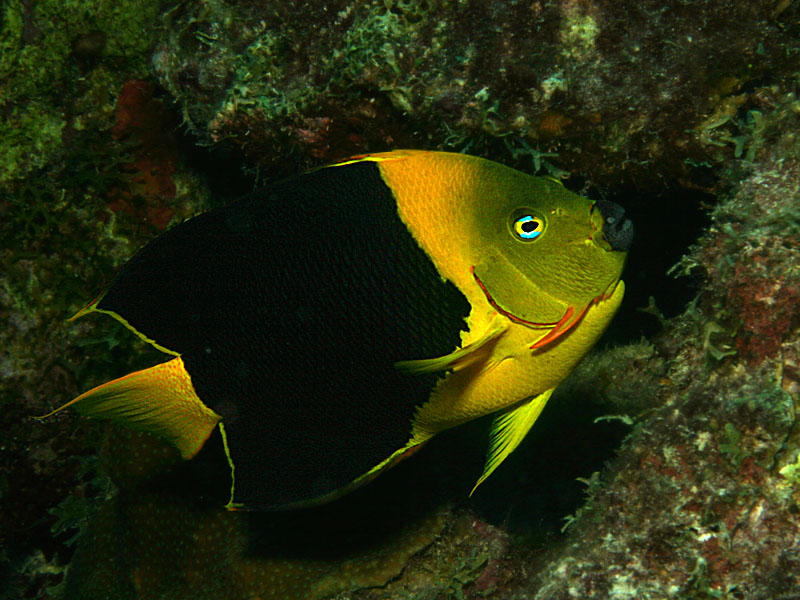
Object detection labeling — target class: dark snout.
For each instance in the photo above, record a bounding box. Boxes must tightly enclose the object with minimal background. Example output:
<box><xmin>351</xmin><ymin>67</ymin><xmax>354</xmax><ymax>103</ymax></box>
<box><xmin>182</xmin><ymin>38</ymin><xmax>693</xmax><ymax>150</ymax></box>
<box><xmin>596</xmin><ymin>200</ymin><xmax>633</xmax><ymax>252</ymax></box>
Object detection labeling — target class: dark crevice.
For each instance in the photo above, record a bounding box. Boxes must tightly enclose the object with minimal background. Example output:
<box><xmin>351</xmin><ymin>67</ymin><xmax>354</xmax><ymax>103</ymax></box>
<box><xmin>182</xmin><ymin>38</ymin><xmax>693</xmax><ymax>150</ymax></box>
<box><xmin>600</xmin><ymin>185</ymin><xmax>712</xmax><ymax>344</ymax></box>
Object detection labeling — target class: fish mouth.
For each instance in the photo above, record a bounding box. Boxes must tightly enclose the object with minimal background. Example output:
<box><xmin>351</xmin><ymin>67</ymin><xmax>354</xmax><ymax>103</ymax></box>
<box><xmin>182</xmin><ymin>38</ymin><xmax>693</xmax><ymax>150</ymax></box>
<box><xmin>590</xmin><ymin>200</ymin><xmax>634</xmax><ymax>252</ymax></box>
<box><xmin>471</xmin><ymin>266</ymin><xmax>617</xmax><ymax>350</ymax></box>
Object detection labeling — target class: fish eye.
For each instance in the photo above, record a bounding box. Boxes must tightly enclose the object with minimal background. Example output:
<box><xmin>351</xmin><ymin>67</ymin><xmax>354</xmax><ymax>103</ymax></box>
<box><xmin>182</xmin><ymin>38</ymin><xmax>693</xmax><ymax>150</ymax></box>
<box><xmin>511</xmin><ymin>214</ymin><xmax>544</xmax><ymax>241</ymax></box>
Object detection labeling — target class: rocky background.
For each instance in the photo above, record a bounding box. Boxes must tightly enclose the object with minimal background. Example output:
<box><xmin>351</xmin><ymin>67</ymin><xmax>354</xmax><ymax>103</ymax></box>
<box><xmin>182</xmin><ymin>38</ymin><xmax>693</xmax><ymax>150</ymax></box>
<box><xmin>1</xmin><ymin>1</ymin><xmax>798</xmax><ymax>598</ymax></box>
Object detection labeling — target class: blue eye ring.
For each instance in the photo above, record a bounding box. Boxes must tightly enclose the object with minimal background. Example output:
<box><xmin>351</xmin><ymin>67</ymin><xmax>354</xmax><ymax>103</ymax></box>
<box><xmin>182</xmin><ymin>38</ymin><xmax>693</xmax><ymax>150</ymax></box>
<box><xmin>512</xmin><ymin>214</ymin><xmax>544</xmax><ymax>241</ymax></box>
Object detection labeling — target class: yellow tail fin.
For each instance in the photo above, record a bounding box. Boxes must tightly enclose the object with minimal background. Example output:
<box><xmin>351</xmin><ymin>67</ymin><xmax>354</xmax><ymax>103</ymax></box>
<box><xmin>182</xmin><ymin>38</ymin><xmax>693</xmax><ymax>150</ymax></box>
<box><xmin>37</xmin><ymin>357</ymin><xmax>221</xmax><ymax>460</ymax></box>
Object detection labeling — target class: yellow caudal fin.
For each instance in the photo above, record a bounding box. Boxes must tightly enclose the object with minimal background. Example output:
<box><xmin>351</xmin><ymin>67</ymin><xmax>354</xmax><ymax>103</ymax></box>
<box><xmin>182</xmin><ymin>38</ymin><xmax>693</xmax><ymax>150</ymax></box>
<box><xmin>37</xmin><ymin>357</ymin><xmax>221</xmax><ymax>460</ymax></box>
<box><xmin>395</xmin><ymin>319</ymin><xmax>508</xmax><ymax>375</ymax></box>
<box><xmin>470</xmin><ymin>388</ymin><xmax>554</xmax><ymax>496</ymax></box>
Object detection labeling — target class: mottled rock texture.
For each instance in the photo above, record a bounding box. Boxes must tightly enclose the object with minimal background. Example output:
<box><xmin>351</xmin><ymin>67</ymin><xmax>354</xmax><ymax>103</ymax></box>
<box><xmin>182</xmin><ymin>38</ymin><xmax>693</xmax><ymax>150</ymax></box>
<box><xmin>152</xmin><ymin>0</ymin><xmax>797</xmax><ymax>186</ymax></box>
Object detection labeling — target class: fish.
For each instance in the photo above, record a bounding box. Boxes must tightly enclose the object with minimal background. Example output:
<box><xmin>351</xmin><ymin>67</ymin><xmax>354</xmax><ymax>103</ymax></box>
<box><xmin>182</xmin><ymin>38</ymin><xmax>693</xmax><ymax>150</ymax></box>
<box><xmin>42</xmin><ymin>150</ymin><xmax>632</xmax><ymax>510</ymax></box>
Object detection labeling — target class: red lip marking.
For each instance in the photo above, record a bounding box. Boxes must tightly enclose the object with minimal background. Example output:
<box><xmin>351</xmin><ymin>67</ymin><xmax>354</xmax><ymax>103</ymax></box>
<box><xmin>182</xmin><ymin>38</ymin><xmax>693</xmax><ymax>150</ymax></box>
<box><xmin>471</xmin><ymin>266</ymin><xmax>610</xmax><ymax>350</ymax></box>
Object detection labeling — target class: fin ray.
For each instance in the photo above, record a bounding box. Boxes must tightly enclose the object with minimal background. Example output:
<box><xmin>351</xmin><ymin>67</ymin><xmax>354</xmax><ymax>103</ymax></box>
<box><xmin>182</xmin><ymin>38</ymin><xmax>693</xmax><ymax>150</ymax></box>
<box><xmin>68</xmin><ymin>298</ymin><xmax>99</xmax><ymax>322</ymax></box>
<box><xmin>236</xmin><ymin>441</ymin><xmax>427</xmax><ymax>510</ymax></box>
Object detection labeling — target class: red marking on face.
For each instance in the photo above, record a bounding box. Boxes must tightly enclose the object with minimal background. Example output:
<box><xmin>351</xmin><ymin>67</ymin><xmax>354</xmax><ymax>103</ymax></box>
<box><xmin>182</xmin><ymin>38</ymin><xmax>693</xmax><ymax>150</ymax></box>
<box><xmin>529</xmin><ymin>306</ymin><xmax>578</xmax><ymax>350</ymax></box>
<box><xmin>471</xmin><ymin>266</ymin><xmax>612</xmax><ymax>350</ymax></box>
<box><xmin>472</xmin><ymin>266</ymin><xmax>563</xmax><ymax>328</ymax></box>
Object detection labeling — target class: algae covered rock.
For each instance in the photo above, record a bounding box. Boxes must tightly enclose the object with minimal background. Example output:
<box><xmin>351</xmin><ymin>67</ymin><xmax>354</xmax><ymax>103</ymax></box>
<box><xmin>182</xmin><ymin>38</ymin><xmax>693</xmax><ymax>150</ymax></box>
<box><xmin>504</xmin><ymin>95</ymin><xmax>800</xmax><ymax>599</ymax></box>
<box><xmin>151</xmin><ymin>0</ymin><xmax>797</xmax><ymax>185</ymax></box>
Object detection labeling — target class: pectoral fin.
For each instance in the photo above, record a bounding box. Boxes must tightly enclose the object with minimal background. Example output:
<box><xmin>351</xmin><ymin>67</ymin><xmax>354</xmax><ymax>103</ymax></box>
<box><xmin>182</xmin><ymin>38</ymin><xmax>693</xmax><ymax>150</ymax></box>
<box><xmin>395</xmin><ymin>318</ymin><xmax>507</xmax><ymax>375</ymax></box>
<box><xmin>470</xmin><ymin>388</ymin><xmax>555</xmax><ymax>495</ymax></box>
<box><xmin>36</xmin><ymin>357</ymin><xmax>221</xmax><ymax>460</ymax></box>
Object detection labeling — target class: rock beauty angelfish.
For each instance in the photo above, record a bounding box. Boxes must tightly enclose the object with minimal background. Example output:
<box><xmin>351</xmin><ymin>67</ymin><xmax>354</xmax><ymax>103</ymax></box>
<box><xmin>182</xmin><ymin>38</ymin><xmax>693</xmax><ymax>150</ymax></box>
<box><xmin>44</xmin><ymin>150</ymin><xmax>632</xmax><ymax>510</ymax></box>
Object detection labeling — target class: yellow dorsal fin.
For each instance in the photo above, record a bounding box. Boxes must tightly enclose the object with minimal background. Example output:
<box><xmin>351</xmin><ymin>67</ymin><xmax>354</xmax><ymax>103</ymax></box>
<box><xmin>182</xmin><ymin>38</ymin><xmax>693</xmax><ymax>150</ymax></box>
<box><xmin>36</xmin><ymin>357</ymin><xmax>220</xmax><ymax>460</ymax></box>
<box><xmin>323</xmin><ymin>150</ymin><xmax>425</xmax><ymax>170</ymax></box>
<box><xmin>395</xmin><ymin>319</ymin><xmax>508</xmax><ymax>375</ymax></box>
<box><xmin>470</xmin><ymin>388</ymin><xmax>555</xmax><ymax>495</ymax></box>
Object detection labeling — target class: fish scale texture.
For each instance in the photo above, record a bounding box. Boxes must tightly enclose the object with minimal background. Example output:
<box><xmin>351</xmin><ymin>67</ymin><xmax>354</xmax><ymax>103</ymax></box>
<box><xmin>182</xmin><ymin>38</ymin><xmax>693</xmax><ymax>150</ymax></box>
<box><xmin>97</xmin><ymin>161</ymin><xmax>470</xmax><ymax>507</ymax></box>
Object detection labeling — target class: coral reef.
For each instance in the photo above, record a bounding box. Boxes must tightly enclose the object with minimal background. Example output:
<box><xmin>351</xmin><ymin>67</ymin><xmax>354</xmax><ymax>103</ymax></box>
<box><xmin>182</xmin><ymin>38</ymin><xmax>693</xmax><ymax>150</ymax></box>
<box><xmin>151</xmin><ymin>0</ymin><xmax>798</xmax><ymax>186</ymax></box>
<box><xmin>62</xmin><ymin>427</ymin><xmax>454</xmax><ymax>600</ymax></box>
<box><xmin>0</xmin><ymin>1</ymin><xmax>209</xmax><ymax>597</ymax></box>
<box><xmin>486</xmin><ymin>93</ymin><xmax>800</xmax><ymax>599</ymax></box>
<box><xmin>2</xmin><ymin>0</ymin><xmax>799</xmax><ymax>598</ymax></box>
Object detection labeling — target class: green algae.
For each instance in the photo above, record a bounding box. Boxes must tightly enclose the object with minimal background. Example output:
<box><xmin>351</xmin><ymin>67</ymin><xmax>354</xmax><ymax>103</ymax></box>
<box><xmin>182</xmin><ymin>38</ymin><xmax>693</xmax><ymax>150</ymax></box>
<box><xmin>0</xmin><ymin>2</ymin><xmax>203</xmax><ymax>596</ymax></box>
<box><xmin>150</xmin><ymin>0</ymin><xmax>798</xmax><ymax>186</ymax></box>
<box><xmin>0</xmin><ymin>0</ymin><xmax>160</xmax><ymax>185</ymax></box>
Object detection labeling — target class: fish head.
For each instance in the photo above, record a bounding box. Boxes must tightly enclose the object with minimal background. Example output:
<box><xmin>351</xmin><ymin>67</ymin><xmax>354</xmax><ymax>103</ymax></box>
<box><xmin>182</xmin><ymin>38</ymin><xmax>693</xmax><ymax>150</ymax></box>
<box><xmin>470</xmin><ymin>166</ymin><xmax>631</xmax><ymax>345</ymax></box>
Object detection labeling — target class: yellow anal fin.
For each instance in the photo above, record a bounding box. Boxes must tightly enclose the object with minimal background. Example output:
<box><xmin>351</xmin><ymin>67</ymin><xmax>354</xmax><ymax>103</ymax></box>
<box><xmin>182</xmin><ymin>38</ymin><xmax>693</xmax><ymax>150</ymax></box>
<box><xmin>470</xmin><ymin>388</ymin><xmax>555</xmax><ymax>496</ymax></box>
<box><xmin>256</xmin><ymin>441</ymin><xmax>428</xmax><ymax>511</ymax></box>
<box><xmin>323</xmin><ymin>149</ymin><xmax>423</xmax><ymax>170</ymax></box>
<box><xmin>395</xmin><ymin>319</ymin><xmax>507</xmax><ymax>375</ymax></box>
<box><xmin>37</xmin><ymin>357</ymin><xmax>221</xmax><ymax>460</ymax></box>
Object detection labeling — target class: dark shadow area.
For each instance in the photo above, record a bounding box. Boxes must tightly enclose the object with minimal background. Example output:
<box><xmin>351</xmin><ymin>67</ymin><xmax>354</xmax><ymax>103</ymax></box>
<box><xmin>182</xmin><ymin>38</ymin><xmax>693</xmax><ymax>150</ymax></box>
<box><xmin>63</xmin><ymin>425</ymin><xmax>484</xmax><ymax>599</ymax></box>
<box><xmin>596</xmin><ymin>185</ymin><xmax>713</xmax><ymax>344</ymax></box>
<box><xmin>467</xmin><ymin>394</ymin><xmax>629</xmax><ymax>545</ymax></box>
<box><xmin>142</xmin><ymin>427</ymin><xmax>470</xmax><ymax>559</ymax></box>
<box><xmin>176</xmin><ymin>129</ymin><xmax>258</xmax><ymax>203</ymax></box>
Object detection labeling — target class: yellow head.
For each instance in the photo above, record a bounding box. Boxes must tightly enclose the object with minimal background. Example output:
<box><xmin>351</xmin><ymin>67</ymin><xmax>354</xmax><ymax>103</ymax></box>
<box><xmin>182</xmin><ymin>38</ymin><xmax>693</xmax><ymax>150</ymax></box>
<box><xmin>466</xmin><ymin>158</ymin><xmax>631</xmax><ymax>344</ymax></box>
<box><xmin>368</xmin><ymin>151</ymin><xmax>631</xmax><ymax>348</ymax></box>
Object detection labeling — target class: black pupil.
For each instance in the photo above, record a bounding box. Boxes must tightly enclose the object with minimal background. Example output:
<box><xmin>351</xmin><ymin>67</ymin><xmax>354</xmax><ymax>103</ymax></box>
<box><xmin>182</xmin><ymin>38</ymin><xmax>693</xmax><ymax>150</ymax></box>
<box><xmin>522</xmin><ymin>219</ymin><xmax>537</xmax><ymax>232</ymax></box>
